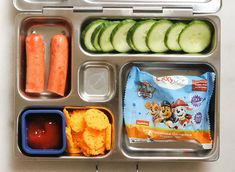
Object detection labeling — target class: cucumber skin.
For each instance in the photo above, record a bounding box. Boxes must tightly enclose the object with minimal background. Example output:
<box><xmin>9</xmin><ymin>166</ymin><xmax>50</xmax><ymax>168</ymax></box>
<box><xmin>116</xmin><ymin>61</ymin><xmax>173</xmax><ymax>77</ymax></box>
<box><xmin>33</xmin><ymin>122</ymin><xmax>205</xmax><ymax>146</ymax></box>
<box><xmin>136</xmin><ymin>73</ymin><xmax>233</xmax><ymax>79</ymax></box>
<box><xmin>129</xmin><ymin>20</ymin><xmax>156</xmax><ymax>52</ymax></box>
<box><xmin>179</xmin><ymin>20</ymin><xmax>212</xmax><ymax>53</ymax></box>
<box><xmin>127</xmin><ymin>20</ymin><xmax>145</xmax><ymax>51</ymax></box>
<box><xmin>111</xmin><ymin>19</ymin><xmax>136</xmax><ymax>53</ymax></box>
<box><xmin>165</xmin><ymin>22</ymin><xmax>187</xmax><ymax>51</ymax></box>
<box><xmin>127</xmin><ymin>26</ymin><xmax>138</xmax><ymax>51</ymax></box>
<box><xmin>98</xmin><ymin>21</ymin><xmax>120</xmax><ymax>52</ymax></box>
<box><xmin>147</xmin><ymin>20</ymin><xmax>173</xmax><ymax>53</ymax></box>
<box><xmin>91</xmin><ymin>22</ymin><xmax>107</xmax><ymax>52</ymax></box>
<box><xmin>82</xmin><ymin>20</ymin><xmax>106</xmax><ymax>52</ymax></box>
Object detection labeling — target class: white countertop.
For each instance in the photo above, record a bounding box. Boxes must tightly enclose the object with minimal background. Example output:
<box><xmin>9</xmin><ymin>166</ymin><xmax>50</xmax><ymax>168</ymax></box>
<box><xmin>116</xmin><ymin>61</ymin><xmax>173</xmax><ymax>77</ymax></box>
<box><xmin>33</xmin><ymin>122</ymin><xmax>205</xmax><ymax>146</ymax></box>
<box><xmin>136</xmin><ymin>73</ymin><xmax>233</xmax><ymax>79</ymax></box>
<box><xmin>1</xmin><ymin>0</ymin><xmax>234</xmax><ymax>171</ymax></box>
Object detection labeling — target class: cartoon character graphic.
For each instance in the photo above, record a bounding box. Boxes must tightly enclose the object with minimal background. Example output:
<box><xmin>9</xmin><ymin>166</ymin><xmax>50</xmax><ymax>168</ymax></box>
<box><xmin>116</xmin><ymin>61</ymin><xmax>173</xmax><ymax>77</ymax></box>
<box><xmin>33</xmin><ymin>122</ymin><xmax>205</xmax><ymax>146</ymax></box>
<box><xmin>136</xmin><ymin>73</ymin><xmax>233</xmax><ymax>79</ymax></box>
<box><xmin>159</xmin><ymin>100</ymin><xmax>177</xmax><ymax>129</ymax></box>
<box><xmin>172</xmin><ymin>99</ymin><xmax>193</xmax><ymax>129</ymax></box>
<box><xmin>145</xmin><ymin>102</ymin><xmax>161</xmax><ymax>125</ymax></box>
<box><xmin>137</xmin><ymin>81</ymin><xmax>156</xmax><ymax>99</ymax></box>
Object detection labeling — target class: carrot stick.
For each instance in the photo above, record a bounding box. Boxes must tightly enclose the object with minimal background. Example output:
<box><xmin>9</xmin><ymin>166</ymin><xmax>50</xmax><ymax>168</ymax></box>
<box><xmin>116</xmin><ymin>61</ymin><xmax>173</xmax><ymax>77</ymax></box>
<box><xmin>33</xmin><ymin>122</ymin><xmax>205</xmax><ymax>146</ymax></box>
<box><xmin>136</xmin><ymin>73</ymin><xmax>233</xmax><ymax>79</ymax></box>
<box><xmin>25</xmin><ymin>33</ymin><xmax>45</xmax><ymax>93</ymax></box>
<box><xmin>47</xmin><ymin>34</ymin><xmax>68</xmax><ymax>96</ymax></box>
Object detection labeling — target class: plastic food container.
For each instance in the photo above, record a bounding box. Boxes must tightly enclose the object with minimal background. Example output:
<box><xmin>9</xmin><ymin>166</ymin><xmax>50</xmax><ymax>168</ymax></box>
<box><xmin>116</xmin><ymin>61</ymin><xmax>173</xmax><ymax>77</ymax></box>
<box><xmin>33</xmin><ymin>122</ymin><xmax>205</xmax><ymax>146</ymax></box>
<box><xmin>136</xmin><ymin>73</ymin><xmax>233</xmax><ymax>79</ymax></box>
<box><xmin>13</xmin><ymin>0</ymin><xmax>221</xmax><ymax>162</ymax></box>
<box><xmin>20</xmin><ymin>109</ymin><xmax>66</xmax><ymax>155</ymax></box>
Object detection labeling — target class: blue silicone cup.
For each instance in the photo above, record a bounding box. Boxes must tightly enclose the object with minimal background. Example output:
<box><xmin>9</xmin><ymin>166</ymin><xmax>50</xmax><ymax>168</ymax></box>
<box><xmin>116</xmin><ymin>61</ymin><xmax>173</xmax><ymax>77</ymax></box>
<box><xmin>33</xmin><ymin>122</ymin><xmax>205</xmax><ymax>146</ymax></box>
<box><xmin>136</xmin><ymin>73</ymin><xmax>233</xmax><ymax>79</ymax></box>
<box><xmin>21</xmin><ymin>109</ymin><xmax>66</xmax><ymax>155</ymax></box>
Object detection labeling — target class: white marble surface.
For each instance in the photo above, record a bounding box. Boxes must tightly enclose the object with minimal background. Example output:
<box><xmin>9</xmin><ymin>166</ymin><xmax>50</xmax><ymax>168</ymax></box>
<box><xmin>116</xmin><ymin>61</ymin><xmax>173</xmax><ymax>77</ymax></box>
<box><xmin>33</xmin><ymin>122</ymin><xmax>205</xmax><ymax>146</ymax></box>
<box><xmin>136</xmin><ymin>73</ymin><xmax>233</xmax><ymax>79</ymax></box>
<box><xmin>1</xmin><ymin>0</ymin><xmax>234</xmax><ymax>171</ymax></box>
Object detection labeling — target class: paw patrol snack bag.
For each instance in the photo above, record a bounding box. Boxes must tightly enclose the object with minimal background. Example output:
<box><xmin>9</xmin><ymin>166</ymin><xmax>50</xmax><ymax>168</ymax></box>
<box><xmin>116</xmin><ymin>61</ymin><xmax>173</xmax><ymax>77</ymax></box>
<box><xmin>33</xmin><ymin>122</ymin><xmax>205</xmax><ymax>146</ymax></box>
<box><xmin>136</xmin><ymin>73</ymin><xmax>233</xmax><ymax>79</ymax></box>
<box><xmin>123</xmin><ymin>66</ymin><xmax>215</xmax><ymax>149</ymax></box>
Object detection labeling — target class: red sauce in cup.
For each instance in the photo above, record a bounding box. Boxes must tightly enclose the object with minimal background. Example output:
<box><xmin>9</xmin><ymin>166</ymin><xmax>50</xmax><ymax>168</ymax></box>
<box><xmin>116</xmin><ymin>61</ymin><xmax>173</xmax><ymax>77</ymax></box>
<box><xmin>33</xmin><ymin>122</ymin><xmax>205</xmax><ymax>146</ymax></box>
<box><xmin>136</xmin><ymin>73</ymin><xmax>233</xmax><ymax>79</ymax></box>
<box><xmin>27</xmin><ymin>116</ymin><xmax>62</xmax><ymax>149</ymax></box>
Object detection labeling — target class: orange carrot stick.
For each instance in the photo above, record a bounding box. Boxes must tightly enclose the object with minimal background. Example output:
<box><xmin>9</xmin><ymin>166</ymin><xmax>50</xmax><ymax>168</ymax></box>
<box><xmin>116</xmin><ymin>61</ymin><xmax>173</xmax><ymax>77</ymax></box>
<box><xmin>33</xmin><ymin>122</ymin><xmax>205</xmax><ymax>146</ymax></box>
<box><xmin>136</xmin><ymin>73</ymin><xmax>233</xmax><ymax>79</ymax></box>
<box><xmin>47</xmin><ymin>34</ymin><xmax>68</xmax><ymax>96</ymax></box>
<box><xmin>25</xmin><ymin>33</ymin><xmax>45</xmax><ymax>93</ymax></box>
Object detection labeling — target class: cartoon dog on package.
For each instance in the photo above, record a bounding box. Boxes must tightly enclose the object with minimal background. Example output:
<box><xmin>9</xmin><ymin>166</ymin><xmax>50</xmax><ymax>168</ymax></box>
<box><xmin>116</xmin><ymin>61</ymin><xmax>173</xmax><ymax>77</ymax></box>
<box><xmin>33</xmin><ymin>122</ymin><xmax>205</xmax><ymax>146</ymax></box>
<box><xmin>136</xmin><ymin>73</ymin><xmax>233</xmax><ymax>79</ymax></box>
<box><xmin>145</xmin><ymin>102</ymin><xmax>161</xmax><ymax>125</ymax></box>
<box><xmin>172</xmin><ymin>99</ymin><xmax>193</xmax><ymax>129</ymax></box>
<box><xmin>159</xmin><ymin>100</ymin><xmax>178</xmax><ymax>128</ymax></box>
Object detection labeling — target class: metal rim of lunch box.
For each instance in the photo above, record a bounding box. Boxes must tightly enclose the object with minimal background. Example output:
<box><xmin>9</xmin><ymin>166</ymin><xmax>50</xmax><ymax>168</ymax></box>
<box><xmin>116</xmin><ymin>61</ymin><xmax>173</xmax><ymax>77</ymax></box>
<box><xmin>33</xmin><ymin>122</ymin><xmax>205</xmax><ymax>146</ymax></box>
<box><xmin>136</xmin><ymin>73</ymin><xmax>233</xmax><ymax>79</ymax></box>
<box><xmin>13</xmin><ymin>0</ymin><xmax>221</xmax><ymax>162</ymax></box>
<box><xmin>13</xmin><ymin>0</ymin><xmax>221</xmax><ymax>14</ymax></box>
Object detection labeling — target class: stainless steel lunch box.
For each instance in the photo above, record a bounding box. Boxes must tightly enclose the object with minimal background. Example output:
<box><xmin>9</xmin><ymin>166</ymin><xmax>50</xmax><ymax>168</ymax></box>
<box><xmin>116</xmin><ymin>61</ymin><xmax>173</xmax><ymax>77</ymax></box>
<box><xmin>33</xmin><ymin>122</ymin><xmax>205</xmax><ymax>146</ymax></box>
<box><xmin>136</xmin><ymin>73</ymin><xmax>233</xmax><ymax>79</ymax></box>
<box><xmin>13</xmin><ymin>0</ymin><xmax>221</xmax><ymax>161</ymax></box>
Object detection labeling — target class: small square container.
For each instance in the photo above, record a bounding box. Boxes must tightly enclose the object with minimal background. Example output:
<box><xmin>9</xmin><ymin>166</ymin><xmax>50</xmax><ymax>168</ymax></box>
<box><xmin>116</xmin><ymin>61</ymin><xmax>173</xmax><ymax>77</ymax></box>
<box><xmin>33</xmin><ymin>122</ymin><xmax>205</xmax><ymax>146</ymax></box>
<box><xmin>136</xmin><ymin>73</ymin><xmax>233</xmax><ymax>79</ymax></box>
<box><xmin>78</xmin><ymin>62</ymin><xmax>116</xmax><ymax>102</ymax></box>
<box><xmin>20</xmin><ymin>109</ymin><xmax>66</xmax><ymax>155</ymax></box>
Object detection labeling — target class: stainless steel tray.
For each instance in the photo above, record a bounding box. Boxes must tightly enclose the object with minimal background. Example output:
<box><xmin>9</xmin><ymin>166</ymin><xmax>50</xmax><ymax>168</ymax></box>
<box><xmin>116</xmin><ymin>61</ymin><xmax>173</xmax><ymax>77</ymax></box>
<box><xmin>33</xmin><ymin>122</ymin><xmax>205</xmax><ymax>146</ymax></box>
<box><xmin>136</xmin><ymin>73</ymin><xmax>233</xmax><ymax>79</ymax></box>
<box><xmin>14</xmin><ymin>8</ymin><xmax>220</xmax><ymax>161</ymax></box>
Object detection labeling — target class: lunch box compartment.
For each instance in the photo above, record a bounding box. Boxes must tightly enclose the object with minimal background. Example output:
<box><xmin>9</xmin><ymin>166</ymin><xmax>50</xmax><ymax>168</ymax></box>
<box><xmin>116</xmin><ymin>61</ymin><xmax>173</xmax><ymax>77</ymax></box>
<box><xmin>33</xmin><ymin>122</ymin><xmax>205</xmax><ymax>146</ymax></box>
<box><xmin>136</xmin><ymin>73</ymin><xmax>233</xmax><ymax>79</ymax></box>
<box><xmin>62</xmin><ymin>106</ymin><xmax>115</xmax><ymax>158</ymax></box>
<box><xmin>18</xmin><ymin>106</ymin><xmax>115</xmax><ymax>158</ymax></box>
<box><xmin>18</xmin><ymin>17</ymin><xmax>72</xmax><ymax>99</ymax></box>
<box><xmin>78</xmin><ymin>61</ymin><xmax>116</xmax><ymax>102</ymax></box>
<box><xmin>119</xmin><ymin>62</ymin><xmax>217</xmax><ymax>160</ymax></box>
<box><xmin>19</xmin><ymin>109</ymin><xmax>66</xmax><ymax>156</ymax></box>
<box><xmin>80</xmin><ymin>17</ymin><xmax>217</xmax><ymax>56</ymax></box>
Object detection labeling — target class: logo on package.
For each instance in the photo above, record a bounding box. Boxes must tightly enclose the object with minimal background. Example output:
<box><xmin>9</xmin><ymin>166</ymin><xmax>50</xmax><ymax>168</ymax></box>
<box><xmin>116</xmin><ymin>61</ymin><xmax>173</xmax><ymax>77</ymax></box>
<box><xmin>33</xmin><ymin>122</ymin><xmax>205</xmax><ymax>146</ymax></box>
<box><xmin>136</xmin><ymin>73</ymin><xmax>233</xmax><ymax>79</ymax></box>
<box><xmin>137</xmin><ymin>81</ymin><xmax>156</xmax><ymax>99</ymax></box>
<box><xmin>154</xmin><ymin>76</ymin><xmax>188</xmax><ymax>90</ymax></box>
<box><xmin>192</xmin><ymin>80</ymin><xmax>207</xmax><ymax>91</ymax></box>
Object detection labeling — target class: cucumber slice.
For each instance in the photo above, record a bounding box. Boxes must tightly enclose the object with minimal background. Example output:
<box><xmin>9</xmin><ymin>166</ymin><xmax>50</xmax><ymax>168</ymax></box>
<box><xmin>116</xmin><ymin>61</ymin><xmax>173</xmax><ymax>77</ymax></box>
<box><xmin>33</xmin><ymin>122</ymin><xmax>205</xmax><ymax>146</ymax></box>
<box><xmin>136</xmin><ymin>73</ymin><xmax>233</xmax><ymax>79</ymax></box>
<box><xmin>147</xmin><ymin>20</ymin><xmax>173</xmax><ymax>53</ymax></box>
<box><xmin>129</xmin><ymin>20</ymin><xmax>156</xmax><ymax>52</ymax></box>
<box><xmin>165</xmin><ymin>22</ymin><xmax>187</xmax><ymax>51</ymax></box>
<box><xmin>82</xmin><ymin>20</ymin><xmax>106</xmax><ymax>52</ymax></box>
<box><xmin>179</xmin><ymin>20</ymin><xmax>212</xmax><ymax>53</ymax></box>
<box><xmin>99</xmin><ymin>21</ymin><xmax>120</xmax><ymax>52</ymax></box>
<box><xmin>127</xmin><ymin>27</ymin><xmax>138</xmax><ymax>51</ymax></box>
<box><xmin>91</xmin><ymin>22</ymin><xmax>107</xmax><ymax>51</ymax></box>
<box><xmin>111</xmin><ymin>19</ymin><xmax>136</xmax><ymax>53</ymax></box>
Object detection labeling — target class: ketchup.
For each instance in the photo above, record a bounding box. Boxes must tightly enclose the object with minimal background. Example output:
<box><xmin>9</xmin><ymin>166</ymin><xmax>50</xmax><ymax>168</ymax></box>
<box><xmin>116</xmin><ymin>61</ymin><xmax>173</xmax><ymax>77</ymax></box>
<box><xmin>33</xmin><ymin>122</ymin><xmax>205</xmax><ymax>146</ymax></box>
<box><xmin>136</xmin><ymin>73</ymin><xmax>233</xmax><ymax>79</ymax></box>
<box><xmin>27</xmin><ymin>116</ymin><xmax>62</xmax><ymax>149</ymax></box>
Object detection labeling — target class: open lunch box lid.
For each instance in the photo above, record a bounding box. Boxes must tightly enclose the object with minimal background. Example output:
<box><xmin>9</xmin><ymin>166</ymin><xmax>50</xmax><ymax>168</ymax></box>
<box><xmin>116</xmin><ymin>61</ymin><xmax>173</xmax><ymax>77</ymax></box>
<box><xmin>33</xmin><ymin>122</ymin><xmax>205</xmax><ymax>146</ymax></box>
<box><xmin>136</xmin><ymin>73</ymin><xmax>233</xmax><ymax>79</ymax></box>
<box><xmin>13</xmin><ymin>0</ymin><xmax>221</xmax><ymax>13</ymax></box>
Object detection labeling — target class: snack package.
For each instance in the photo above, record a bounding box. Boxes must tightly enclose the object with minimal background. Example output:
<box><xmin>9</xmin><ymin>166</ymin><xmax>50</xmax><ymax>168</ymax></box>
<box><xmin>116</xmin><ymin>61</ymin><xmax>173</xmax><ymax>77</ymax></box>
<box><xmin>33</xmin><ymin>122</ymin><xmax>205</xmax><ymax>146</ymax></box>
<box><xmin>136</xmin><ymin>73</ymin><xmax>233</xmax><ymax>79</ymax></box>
<box><xmin>124</xmin><ymin>66</ymin><xmax>215</xmax><ymax>149</ymax></box>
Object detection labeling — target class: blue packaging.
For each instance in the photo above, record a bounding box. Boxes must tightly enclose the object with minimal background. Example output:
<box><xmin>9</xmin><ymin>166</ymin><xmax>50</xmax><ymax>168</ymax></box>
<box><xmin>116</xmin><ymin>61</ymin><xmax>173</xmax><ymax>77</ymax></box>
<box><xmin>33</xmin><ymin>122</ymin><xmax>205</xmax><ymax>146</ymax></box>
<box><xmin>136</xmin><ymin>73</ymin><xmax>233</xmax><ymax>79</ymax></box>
<box><xmin>124</xmin><ymin>66</ymin><xmax>215</xmax><ymax>149</ymax></box>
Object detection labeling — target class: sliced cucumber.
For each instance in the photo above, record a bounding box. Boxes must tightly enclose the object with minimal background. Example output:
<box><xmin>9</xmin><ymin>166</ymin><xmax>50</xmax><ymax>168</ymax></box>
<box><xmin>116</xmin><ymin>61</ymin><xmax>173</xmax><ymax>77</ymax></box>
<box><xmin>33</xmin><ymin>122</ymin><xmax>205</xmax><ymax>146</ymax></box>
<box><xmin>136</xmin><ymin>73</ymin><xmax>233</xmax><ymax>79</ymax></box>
<box><xmin>179</xmin><ymin>20</ymin><xmax>212</xmax><ymax>53</ymax></box>
<box><xmin>127</xmin><ymin>27</ymin><xmax>138</xmax><ymax>51</ymax></box>
<box><xmin>147</xmin><ymin>20</ymin><xmax>173</xmax><ymax>53</ymax></box>
<box><xmin>165</xmin><ymin>22</ymin><xmax>187</xmax><ymax>51</ymax></box>
<box><xmin>129</xmin><ymin>20</ymin><xmax>156</xmax><ymax>52</ymax></box>
<box><xmin>111</xmin><ymin>19</ymin><xmax>136</xmax><ymax>53</ymax></box>
<box><xmin>99</xmin><ymin>21</ymin><xmax>120</xmax><ymax>52</ymax></box>
<box><xmin>91</xmin><ymin>22</ymin><xmax>107</xmax><ymax>51</ymax></box>
<box><xmin>82</xmin><ymin>20</ymin><xmax>106</xmax><ymax>52</ymax></box>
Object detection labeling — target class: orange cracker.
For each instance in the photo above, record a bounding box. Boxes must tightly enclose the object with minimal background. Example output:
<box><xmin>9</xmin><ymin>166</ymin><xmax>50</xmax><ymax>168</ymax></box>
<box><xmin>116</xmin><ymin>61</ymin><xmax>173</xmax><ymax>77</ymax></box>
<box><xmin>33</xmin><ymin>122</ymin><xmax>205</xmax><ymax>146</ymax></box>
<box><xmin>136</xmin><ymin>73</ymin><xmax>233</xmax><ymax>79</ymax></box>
<box><xmin>83</xmin><ymin>146</ymin><xmax>105</xmax><ymax>156</ymax></box>
<box><xmin>84</xmin><ymin>109</ymin><xmax>109</xmax><ymax>131</ymax></box>
<box><xmin>105</xmin><ymin>123</ymin><xmax>112</xmax><ymax>150</ymax></box>
<box><xmin>70</xmin><ymin>110</ymin><xmax>86</xmax><ymax>133</ymax></box>
<box><xmin>82</xmin><ymin>128</ymin><xmax>105</xmax><ymax>150</ymax></box>
<box><xmin>65</xmin><ymin>127</ymin><xmax>82</xmax><ymax>154</ymax></box>
<box><xmin>80</xmin><ymin>137</ymin><xmax>105</xmax><ymax>156</ymax></box>
<box><xmin>63</xmin><ymin>108</ymin><xmax>71</xmax><ymax>127</ymax></box>
<box><xmin>71</xmin><ymin>130</ymin><xmax>83</xmax><ymax>148</ymax></box>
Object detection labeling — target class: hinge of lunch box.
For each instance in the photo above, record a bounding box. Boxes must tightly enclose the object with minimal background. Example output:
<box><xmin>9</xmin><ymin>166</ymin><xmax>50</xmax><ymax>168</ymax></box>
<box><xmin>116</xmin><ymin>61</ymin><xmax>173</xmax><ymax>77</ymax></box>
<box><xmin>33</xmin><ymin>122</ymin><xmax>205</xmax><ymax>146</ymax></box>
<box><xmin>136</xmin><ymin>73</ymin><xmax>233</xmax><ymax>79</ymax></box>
<box><xmin>42</xmin><ymin>6</ymin><xmax>74</xmax><ymax>14</ymax></box>
<box><xmin>73</xmin><ymin>7</ymin><xmax>134</xmax><ymax>14</ymax></box>
<box><xmin>73</xmin><ymin>6</ymin><xmax>103</xmax><ymax>13</ymax></box>
<box><xmin>133</xmin><ymin>7</ymin><xmax>163</xmax><ymax>13</ymax></box>
<box><xmin>74</xmin><ymin>7</ymin><xmax>136</xmax><ymax>14</ymax></box>
<box><xmin>162</xmin><ymin>7</ymin><xmax>193</xmax><ymax>16</ymax></box>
